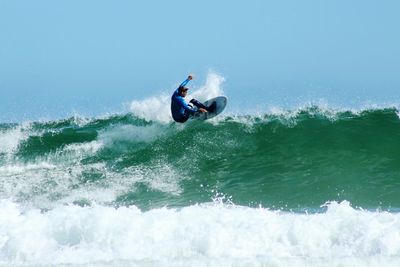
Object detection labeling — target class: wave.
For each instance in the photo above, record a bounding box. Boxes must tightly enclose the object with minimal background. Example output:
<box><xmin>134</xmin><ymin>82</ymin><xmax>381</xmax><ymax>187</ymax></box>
<box><xmin>0</xmin><ymin>106</ymin><xmax>399</xmax><ymax>211</ymax></box>
<box><xmin>0</xmin><ymin>200</ymin><xmax>399</xmax><ymax>267</ymax></box>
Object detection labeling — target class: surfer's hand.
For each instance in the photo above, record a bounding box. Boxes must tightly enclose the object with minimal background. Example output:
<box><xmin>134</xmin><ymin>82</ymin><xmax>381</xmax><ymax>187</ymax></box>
<box><xmin>188</xmin><ymin>75</ymin><xmax>193</xmax><ymax>80</ymax></box>
<box><xmin>199</xmin><ymin>108</ymin><xmax>207</xmax><ymax>113</ymax></box>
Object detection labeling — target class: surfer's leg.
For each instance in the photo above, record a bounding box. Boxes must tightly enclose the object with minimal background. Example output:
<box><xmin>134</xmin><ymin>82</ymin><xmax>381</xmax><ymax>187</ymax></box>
<box><xmin>189</xmin><ymin>99</ymin><xmax>206</xmax><ymax>109</ymax></box>
<box><xmin>189</xmin><ymin>99</ymin><xmax>215</xmax><ymax>112</ymax></box>
<box><xmin>180</xmin><ymin>112</ymin><xmax>190</xmax><ymax>122</ymax></box>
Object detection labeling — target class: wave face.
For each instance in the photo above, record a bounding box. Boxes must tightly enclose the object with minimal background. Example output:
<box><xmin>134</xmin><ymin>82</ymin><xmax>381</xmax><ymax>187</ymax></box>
<box><xmin>1</xmin><ymin>107</ymin><xmax>400</xmax><ymax>266</ymax></box>
<box><xmin>1</xmin><ymin>107</ymin><xmax>400</xmax><ymax>210</ymax></box>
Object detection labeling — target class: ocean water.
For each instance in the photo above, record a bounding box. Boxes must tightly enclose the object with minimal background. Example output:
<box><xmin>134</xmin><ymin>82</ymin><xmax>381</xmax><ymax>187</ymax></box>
<box><xmin>1</xmin><ymin>77</ymin><xmax>400</xmax><ymax>266</ymax></box>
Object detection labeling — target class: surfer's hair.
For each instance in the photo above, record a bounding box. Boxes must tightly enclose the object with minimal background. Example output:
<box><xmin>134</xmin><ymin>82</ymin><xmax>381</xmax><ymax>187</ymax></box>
<box><xmin>178</xmin><ymin>86</ymin><xmax>188</xmax><ymax>93</ymax></box>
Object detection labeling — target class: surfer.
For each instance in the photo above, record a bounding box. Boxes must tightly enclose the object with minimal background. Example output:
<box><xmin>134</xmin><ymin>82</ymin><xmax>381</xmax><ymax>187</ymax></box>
<box><xmin>171</xmin><ymin>75</ymin><xmax>213</xmax><ymax>123</ymax></box>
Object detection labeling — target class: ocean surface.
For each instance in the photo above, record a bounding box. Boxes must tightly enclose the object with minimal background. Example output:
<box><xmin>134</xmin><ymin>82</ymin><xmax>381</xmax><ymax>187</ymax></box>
<box><xmin>1</xmin><ymin>104</ymin><xmax>400</xmax><ymax>266</ymax></box>
<box><xmin>0</xmin><ymin>72</ymin><xmax>398</xmax><ymax>267</ymax></box>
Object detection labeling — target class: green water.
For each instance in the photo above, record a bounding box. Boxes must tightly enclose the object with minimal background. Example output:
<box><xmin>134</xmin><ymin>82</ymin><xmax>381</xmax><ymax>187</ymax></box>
<box><xmin>1</xmin><ymin>107</ymin><xmax>400</xmax><ymax>211</ymax></box>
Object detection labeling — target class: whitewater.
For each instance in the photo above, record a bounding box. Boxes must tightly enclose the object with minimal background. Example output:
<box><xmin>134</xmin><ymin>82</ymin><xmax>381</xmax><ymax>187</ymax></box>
<box><xmin>1</xmin><ymin>73</ymin><xmax>400</xmax><ymax>266</ymax></box>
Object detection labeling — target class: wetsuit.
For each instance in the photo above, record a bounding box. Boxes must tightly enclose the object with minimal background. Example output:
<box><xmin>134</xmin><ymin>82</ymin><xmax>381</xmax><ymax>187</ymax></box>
<box><xmin>170</xmin><ymin>78</ymin><xmax>197</xmax><ymax>123</ymax></box>
<box><xmin>171</xmin><ymin>78</ymin><xmax>213</xmax><ymax>123</ymax></box>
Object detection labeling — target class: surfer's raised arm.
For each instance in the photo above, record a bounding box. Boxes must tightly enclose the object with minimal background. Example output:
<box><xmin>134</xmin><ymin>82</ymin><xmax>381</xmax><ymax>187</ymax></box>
<box><xmin>179</xmin><ymin>75</ymin><xmax>193</xmax><ymax>89</ymax></box>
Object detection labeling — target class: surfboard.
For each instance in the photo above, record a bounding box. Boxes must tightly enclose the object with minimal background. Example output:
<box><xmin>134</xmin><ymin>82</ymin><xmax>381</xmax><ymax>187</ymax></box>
<box><xmin>191</xmin><ymin>96</ymin><xmax>227</xmax><ymax>120</ymax></box>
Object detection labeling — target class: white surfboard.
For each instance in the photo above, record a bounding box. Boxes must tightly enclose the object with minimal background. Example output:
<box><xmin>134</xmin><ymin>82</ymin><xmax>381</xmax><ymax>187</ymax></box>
<box><xmin>191</xmin><ymin>96</ymin><xmax>227</xmax><ymax>120</ymax></box>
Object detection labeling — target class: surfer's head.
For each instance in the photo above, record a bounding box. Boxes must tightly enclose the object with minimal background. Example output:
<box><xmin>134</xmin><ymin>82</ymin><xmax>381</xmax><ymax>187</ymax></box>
<box><xmin>178</xmin><ymin>86</ymin><xmax>188</xmax><ymax>96</ymax></box>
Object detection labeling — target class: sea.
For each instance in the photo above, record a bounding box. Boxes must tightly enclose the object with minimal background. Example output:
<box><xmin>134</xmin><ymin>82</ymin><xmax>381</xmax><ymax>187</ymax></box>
<box><xmin>1</xmin><ymin>74</ymin><xmax>400</xmax><ymax>266</ymax></box>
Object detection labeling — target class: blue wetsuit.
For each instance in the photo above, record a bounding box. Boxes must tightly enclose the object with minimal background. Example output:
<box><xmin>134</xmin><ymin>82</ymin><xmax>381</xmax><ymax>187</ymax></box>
<box><xmin>171</xmin><ymin>78</ymin><xmax>197</xmax><ymax>123</ymax></box>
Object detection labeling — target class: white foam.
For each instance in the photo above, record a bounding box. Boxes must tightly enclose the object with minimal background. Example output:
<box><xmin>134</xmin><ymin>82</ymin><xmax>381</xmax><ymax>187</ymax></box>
<box><xmin>0</xmin><ymin>124</ymin><xmax>30</xmax><ymax>157</ymax></box>
<box><xmin>98</xmin><ymin>124</ymin><xmax>166</xmax><ymax>147</ymax></box>
<box><xmin>129</xmin><ymin>72</ymin><xmax>225</xmax><ymax>123</ymax></box>
<box><xmin>63</xmin><ymin>140</ymin><xmax>103</xmax><ymax>155</ymax></box>
<box><xmin>120</xmin><ymin>163</ymin><xmax>184</xmax><ymax>195</ymax></box>
<box><xmin>0</xmin><ymin>200</ymin><xmax>399</xmax><ymax>266</ymax></box>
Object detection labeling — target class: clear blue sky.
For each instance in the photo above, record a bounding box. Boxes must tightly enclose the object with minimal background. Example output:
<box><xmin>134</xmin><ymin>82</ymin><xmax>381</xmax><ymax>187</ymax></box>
<box><xmin>1</xmin><ymin>0</ymin><xmax>400</xmax><ymax>121</ymax></box>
